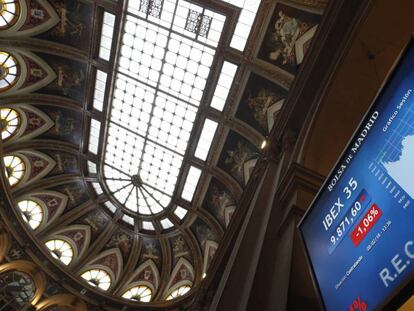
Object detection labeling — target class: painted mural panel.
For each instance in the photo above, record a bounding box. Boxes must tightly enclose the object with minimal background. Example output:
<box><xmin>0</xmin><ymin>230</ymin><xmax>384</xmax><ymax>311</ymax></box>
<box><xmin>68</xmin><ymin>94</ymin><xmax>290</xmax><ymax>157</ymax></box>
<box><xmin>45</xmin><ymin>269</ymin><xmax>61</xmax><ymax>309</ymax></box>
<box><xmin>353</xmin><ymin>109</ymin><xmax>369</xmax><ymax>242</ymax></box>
<box><xmin>34</xmin><ymin>0</ymin><xmax>93</xmax><ymax>51</ymax></box>
<box><xmin>104</xmin><ymin>228</ymin><xmax>133</xmax><ymax>262</ymax></box>
<box><xmin>257</xmin><ymin>2</ymin><xmax>321</xmax><ymax>74</ymax></box>
<box><xmin>202</xmin><ymin>177</ymin><xmax>236</xmax><ymax>228</ymax></box>
<box><xmin>43</xmin><ymin>150</ymin><xmax>79</xmax><ymax>177</ymax></box>
<box><xmin>235</xmin><ymin>73</ymin><xmax>287</xmax><ymax>135</ymax></box>
<box><xmin>80</xmin><ymin>209</ymin><xmax>110</xmax><ymax>241</ymax></box>
<box><xmin>50</xmin><ymin>181</ymin><xmax>89</xmax><ymax>211</ymax></box>
<box><xmin>190</xmin><ymin>217</ymin><xmax>219</xmax><ymax>250</ymax></box>
<box><xmin>35</xmin><ymin>105</ymin><xmax>82</xmax><ymax>145</ymax></box>
<box><xmin>170</xmin><ymin>234</ymin><xmax>192</xmax><ymax>266</ymax></box>
<box><xmin>218</xmin><ymin>130</ymin><xmax>259</xmax><ymax>187</ymax></box>
<box><xmin>139</xmin><ymin>237</ymin><xmax>163</xmax><ymax>271</ymax></box>
<box><xmin>34</xmin><ymin>53</ymin><xmax>86</xmax><ymax>102</ymax></box>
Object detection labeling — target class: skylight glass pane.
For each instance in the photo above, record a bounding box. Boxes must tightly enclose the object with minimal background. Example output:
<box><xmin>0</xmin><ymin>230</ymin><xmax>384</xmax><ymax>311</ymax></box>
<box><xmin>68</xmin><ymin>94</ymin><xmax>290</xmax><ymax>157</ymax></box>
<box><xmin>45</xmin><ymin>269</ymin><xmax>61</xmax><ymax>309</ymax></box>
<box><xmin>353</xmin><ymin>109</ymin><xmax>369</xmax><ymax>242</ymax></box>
<box><xmin>160</xmin><ymin>218</ymin><xmax>174</xmax><ymax>229</ymax></box>
<box><xmin>210</xmin><ymin>61</ymin><xmax>238</xmax><ymax>111</ymax></box>
<box><xmin>88</xmin><ymin>119</ymin><xmax>101</xmax><ymax>155</ymax></box>
<box><xmin>92</xmin><ymin>182</ymin><xmax>103</xmax><ymax>195</ymax></box>
<box><xmin>103</xmin><ymin>0</ymin><xmax>226</xmax><ymax>215</ymax></box>
<box><xmin>93</xmin><ymin>70</ymin><xmax>108</xmax><ymax>111</ymax></box>
<box><xmin>221</xmin><ymin>0</ymin><xmax>261</xmax><ymax>51</ymax></box>
<box><xmin>105</xmin><ymin>201</ymin><xmax>117</xmax><ymax>213</ymax></box>
<box><xmin>142</xmin><ymin>221</ymin><xmax>155</xmax><ymax>231</ymax></box>
<box><xmin>181</xmin><ymin>166</ymin><xmax>202</xmax><ymax>201</ymax></box>
<box><xmin>194</xmin><ymin>119</ymin><xmax>218</xmax><ymax>161</ymax></box>
<box><xmin>88</xmin><ymin>161</ymin><xmax>97</xmax><ymax>174</ymax></box>
<box><xmin>174</xmin><ymin>206</ymin><xmax>187</xmax><ymax>220</ymax></box>
<box><xmin>122</xmin><ymin>214</ymin><xmax>134</xmax><ymax>225</ymax></box>
<box><xmin>99</xmin><ymin>12</ymin><xmax>116</xmax><ymax>61</ymax></box>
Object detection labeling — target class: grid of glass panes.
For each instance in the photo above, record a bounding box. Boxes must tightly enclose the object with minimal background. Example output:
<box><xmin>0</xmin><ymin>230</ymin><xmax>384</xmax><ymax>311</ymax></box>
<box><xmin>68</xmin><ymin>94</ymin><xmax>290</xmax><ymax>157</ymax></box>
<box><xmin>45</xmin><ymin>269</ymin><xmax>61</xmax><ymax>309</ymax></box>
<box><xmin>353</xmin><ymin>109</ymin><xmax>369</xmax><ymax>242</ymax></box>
<box><xmin>93</xmin><ymin>70</ymin><xmax>108</xmax><ymax>111</ymax></box>
<box><xmin>221</xmin><ymin>0</ymin><xmax>261</xmax><ymax>51</ymax></box>
<box><xmin>99</xmin><ymin>12</ymin><xmax>116</xmax><ymax>61</ymax></box>
<box><xmin>103</xmin><ymin>0</ymin><xmax>225</xmax><ymax>215</ymax></box>
<box><xmin>210</xmin><ymin>61</ymin><xmax>238</xmax><ymax>111</ymax></box>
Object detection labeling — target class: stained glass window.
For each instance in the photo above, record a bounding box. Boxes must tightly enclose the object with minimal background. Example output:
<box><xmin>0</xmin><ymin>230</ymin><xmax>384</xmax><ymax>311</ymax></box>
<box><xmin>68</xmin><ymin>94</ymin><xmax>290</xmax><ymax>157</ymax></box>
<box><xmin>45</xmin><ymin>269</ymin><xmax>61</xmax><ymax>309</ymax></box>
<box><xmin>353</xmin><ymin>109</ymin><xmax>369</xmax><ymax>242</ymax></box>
<box><xmin>0</xmin><ymin>107</ymin><xmax>20</xmax><ymax>140</ymax></box>
<box><xmin>3</xmin><ymin>155</ymin><xmax>25</xmax><ymax>187</ymax></box>
<box><xmin>81</xmin><ymin>269</ymin><xmax>111</xmax><ymax>291</ymax></box>
<box><xmin>45</xmin><ymin>239</ymin><xmax>74</xmax><ymax>265</ymax></box>
<box><xmin>0</xmin><ymin>52</ymin><xmax>18</xmax><ymax>91</ymax></box>
<box><xmin>122</xmin><ymin>285</ymin><xmax>152</xmax><ymax>302</ymax></box>
<box><xmin>0</xmin><ymin>0</ymin><xmax>19</xmax><ymax>29</ymax></box>
<box><xmin>166</xmin><ymin>285</ymin><xmax>191</xmax><ymax>300</ymax></box>
<box><xmin>17</xmin><ymin>200</ymin><xmax>43</xmax><ymax>230</ymax></box>
<box><xmin>101</xmin><ymin>0</ymin><xmax>226</xmax><ymax>216</ymax></box>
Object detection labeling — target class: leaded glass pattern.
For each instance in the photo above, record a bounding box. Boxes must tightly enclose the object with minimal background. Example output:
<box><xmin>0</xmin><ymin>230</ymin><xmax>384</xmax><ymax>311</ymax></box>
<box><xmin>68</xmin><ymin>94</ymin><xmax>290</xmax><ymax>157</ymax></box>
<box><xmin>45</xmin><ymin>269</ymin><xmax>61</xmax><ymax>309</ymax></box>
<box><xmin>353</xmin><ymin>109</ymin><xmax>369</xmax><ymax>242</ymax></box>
<box><xmin>139</xmin><ymin>0</ymin><xmax>163</xmax><ymax>18</ymax></box>
<box><xmin>185</xmin><ymin>10</ymin><xmax>212</xmax><ymax>38</ymax></box>
<box><xmin>102</xmin><ymin>0</ymin><xmax>225</xmax><ymax>216</ymax></box>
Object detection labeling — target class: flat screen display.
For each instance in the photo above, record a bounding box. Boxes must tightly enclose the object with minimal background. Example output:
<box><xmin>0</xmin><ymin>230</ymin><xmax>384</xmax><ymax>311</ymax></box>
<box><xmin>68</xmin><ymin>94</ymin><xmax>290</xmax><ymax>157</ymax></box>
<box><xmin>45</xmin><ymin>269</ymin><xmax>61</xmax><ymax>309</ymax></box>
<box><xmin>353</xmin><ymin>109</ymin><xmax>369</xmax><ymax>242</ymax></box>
<box><xmin>299</xmin><ymin>39</ymin><xmax>414</xmax><ymax>310</ymax></box>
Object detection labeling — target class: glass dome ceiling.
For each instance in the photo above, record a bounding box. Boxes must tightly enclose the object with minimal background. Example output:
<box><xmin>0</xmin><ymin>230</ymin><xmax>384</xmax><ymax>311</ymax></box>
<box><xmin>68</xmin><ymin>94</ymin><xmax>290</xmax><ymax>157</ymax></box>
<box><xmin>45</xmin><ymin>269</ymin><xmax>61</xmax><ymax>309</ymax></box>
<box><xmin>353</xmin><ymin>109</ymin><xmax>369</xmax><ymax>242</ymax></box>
<box><xmin>91</xmin><ymin>0</ymin><xmax>228</xmax><ymax>217</ymax></box>
<box><xmin>84</xmin><ymin>0</ymin><xmax>263</xmax><ymax>232</ymax></box>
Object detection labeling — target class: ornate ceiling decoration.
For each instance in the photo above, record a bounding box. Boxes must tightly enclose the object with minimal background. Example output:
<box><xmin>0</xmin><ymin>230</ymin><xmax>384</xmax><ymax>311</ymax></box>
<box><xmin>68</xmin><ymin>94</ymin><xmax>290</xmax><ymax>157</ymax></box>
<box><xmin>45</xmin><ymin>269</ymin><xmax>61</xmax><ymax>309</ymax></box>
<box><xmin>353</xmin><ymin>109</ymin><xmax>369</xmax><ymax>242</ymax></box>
<box><xmin>0</xmin><ymin>0</ymin><xmax>328</xmax><ymax>308</ymax></box>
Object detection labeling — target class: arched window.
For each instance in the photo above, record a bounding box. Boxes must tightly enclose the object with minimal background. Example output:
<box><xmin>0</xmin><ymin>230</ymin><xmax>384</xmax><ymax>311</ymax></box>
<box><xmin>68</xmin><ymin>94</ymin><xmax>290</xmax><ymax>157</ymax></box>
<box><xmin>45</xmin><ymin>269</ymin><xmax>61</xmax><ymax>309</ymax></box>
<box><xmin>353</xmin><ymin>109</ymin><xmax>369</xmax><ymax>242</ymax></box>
<box><xmin>0</xmin><ymin>270</ymin><xmax>35</xmax><ymax>306</ymax></box>
<box><xmin>17</xmin><ymin>200</ymin><xmax>43</xmax><ymax>229</ymax></box>
<box><xmin>45</xmin><ymin>239</ymin><xmax>74</xmax><ymax>265</ymax></box>
<box><xmin>3</xmin><ymin>155</ymin><xmax>25</xmax><ymax>186</ymax></box>
<box><xmin>0</xmin><ymin>0</ymin><xmax>19</xmax><ymax>29</ymax></box>
<box><xmin>122</xmin><ymin>285</ymin><xmax>152</xmax><ymax>302</ymax></box>
<box><xmin>166</xmin><ymin>285</ymin><xmax>191</xmax><ymax>300</ymax></box>
<box><xmin>81</xmin><ymin>269</ymin><xmax>111</xmax><ymax>291</ymax></box>
<box><xmin>0</xmin><ymin>107</ymin><xmax>20</xmax><ymax>140</ymax></box>
<box><xmin>0</xmin><ymin>52</ymin><xmax>19</xmax><ymax>91</ymax></box>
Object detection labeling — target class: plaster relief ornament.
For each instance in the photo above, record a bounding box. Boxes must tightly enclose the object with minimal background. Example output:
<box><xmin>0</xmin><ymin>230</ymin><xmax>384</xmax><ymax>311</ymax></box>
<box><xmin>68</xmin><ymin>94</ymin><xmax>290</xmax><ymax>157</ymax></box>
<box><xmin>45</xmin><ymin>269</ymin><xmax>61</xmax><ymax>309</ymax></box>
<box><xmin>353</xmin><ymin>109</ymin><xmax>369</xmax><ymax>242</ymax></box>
<box><xmin>210</xmin><ymin>186</ymin><xmax>234</xmax><ymax>223</ymax></box>
<box><xmin>173</xmin><ymin>236</ymin><xmax>188</xmax><ymax>258</ymax></box>
<box><xmin>248</xmin><ymin>88</ymin><xmax>280</xmax><ymax>130</ymax></box>
<box><xmin>225</xmin><ymin>141</ymin><xmax>258</xmax><ymax>183</ymax></box>
<box><xmin>143</xmin><ymin>241</ymin><xmax>159</xmax><ymax>260</ymax></box>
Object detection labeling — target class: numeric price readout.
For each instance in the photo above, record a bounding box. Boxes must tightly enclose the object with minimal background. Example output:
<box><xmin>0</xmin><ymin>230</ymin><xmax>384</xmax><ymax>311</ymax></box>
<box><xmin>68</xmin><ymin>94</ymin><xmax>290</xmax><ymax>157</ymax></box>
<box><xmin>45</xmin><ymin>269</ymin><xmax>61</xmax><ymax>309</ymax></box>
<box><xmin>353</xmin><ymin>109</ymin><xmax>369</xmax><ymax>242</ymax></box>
<box><xmin>328</xmin><ymin>189</ymin><xmax>371</xmax><ymax>254</ymax></box>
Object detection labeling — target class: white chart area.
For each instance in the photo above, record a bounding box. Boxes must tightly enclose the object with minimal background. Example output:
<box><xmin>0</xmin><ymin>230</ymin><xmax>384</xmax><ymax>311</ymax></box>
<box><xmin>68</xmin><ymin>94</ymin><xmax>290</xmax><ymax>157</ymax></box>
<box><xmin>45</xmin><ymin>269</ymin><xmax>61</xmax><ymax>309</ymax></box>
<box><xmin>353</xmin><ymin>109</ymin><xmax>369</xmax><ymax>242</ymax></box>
<box><xmin>382</xmin><ymin>134</ymin><xmax>414</xmax><ymax>199</ymax></box>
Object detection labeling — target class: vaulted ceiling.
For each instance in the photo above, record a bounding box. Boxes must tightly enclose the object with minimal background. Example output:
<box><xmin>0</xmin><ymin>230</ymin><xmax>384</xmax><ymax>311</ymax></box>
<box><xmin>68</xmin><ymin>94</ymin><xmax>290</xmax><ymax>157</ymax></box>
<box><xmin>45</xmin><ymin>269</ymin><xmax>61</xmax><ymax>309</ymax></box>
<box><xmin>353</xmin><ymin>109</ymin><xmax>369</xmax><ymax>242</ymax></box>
<box><xmin>0</xmin><ymin>0</ymin><xmax>329</xmax><ymax>309</ymax></box>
